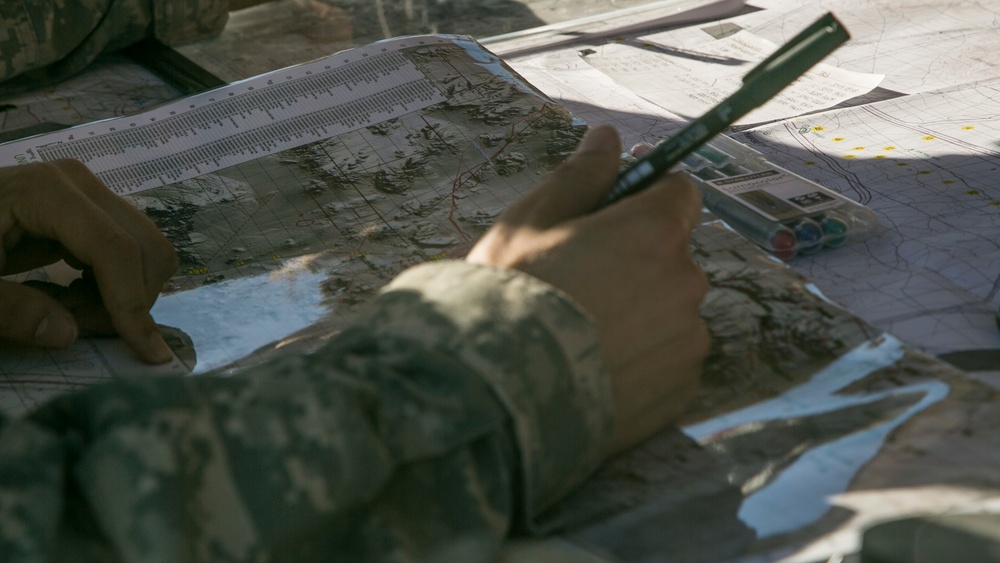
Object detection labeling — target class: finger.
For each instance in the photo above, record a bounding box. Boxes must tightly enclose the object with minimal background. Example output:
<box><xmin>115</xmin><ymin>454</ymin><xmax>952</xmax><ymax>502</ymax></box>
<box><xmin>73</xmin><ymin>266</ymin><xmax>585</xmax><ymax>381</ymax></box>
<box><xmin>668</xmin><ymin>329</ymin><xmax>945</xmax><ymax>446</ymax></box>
<box><xmin>11</xmin><ymin>164</ymin><xmax>173</xmax><ymax>363</ymax></box>
<box><xmin>629</xmin><ymin>141</ymin><xmax>656</xmax><ymax>159</ymax></box>
<box><xmin>605</xmin><ymin>171</ymin><xmax>703</xmax><ymax>238</ymax></box>
<box><xmin>51</xmin><ymin>160</ymin><xmax>178</xmax><ymax>301</ymax></box>
<box><xmin>1</xmin><ymin>236</ymin><xmax>70</xmax><ymax>274</ymax></box>
<box><xmin>20</xmin><ymin>278</ymin><xmax>114</xmax><ymax>337</ymax></box>
<box><xmin>0</xmin><ymin>280</ymin><xmax>78</xmax><ymax>349</ymax></box>
<box><xmin>600</xmin><ymin>261</ymin><xmax>708</xmax><ymax>363</ymax></box>
<box><xmin>506</xmin><ymin>124</ymin><xmax>623</xmax><ymax>228</ymax></box>
<box><xmin>60</xmin><ymin>207</ymin><xmax>172</xmax><ymax>363</ymax></box>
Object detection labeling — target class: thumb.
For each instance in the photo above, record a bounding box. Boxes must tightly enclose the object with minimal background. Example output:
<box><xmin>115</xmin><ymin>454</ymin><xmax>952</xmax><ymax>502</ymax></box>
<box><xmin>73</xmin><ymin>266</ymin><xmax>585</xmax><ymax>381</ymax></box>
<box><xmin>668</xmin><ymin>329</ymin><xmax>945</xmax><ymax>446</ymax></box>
<box><xmin>511</xmin><ymin>124</ymin><xmax>623</xmax><ymax>228</ymax></box>
<box><xmin>0</xmin><ymin>280</ymin><xmax>79</xmax><ymax>349</ymax></box>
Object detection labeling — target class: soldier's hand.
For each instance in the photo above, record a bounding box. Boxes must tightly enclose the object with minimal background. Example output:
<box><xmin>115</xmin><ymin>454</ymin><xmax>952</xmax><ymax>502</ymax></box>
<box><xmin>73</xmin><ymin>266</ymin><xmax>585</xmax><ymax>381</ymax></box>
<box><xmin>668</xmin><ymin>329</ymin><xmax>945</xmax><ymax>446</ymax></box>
<box><xmin>467</xmin><ymin>124</ymin><xmax>710</xmax><ymax>456</ymax></box>
<box><xmin>0</xmin><ymin>160</ymin><xmax>177</xmax><ymax>363</ymax></box>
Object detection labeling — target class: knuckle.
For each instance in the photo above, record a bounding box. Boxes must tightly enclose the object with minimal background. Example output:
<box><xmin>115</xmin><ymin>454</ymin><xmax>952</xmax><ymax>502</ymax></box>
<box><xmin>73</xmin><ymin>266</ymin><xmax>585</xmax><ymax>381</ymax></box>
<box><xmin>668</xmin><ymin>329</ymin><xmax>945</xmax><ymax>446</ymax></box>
<box><xmin>53</xmin><ymin>158</ymin><xmax>90</xmax><ymax>175</ymax></box>
<box><xmin>103</xmin><ymin>228</ymin><xmax>143</xmax><ymax>265</ymax></box>
<box><xmin>650</xmin><ymin>172</ymin><xmax>703</xmax><ymax>216</ymax></box>
<box><xmin>27</xmin><ymin>160</ymin><xmax>108</xmax><ymax>201</ymax></box>
<box><xmin>150</xmin><ymin>234</ymin><xmax>179</xmax><ymax>270</ymax></box>
<box><xmin>636</xmin><ymin>217</ymin><xmax>691</xmax><ymax>260</ymax></box>
<box><xmin>686</xmin><ymin>262</ymin><xmax>710</xmax><ymax>302</ymax></box>
<box><xmin>691</xmin><ymin>319</ymin><xmax>712</xmax><ymax>360</ymax></box>
<box><xmin>679</xmin><ymin>270</ymin><xmax>710</xmax><ymax>319</ymax></box>
<box><xmin>8</xmin><ymin>160</ymin><xmax>93</xmax><ymax>199</ymax></box>
<box><xmin>0</xmin><ymin>285</ymin><xmax>49</xmax><ymax>343</ymax></box>
<box><xmin>163</xmin><ymin>241</ymin><xmax>180</xmax><ymax>273</ymax></box>
<box><xmin>658</xmin><ymin>217</ymin><xmax>692</xmax><ymax>246</ymax></box>
<box><xmin>32</xmin><ymin>159</ymin><xmax>90</xmax><ymax>190</ymax></box>
<box><xmin>24</xmin><ymin>161</ymin><xmax>68</xmax><ymax>189</ymax></box>
<box><xmin>673</xmin><ymin>170</ymin><xmax>698</xmax><ymax>193</ymax></box>
<box><xmin>146</xmin><ymin>254</ymin><xmax>177</xmax><ymax>290</ymax></box>
<box><xmin>667</xmin><ymin>171</ymin><xmax>700</xmax><ymax>200</ymax></box>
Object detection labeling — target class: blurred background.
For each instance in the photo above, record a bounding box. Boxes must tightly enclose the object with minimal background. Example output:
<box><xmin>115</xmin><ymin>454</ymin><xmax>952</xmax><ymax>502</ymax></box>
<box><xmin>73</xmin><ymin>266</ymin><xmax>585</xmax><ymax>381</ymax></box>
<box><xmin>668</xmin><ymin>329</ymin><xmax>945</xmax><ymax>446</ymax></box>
<box><xmin>178</xmin><ymin>0</ymin><xmax>667</xmax><ymax>81</ymax></box>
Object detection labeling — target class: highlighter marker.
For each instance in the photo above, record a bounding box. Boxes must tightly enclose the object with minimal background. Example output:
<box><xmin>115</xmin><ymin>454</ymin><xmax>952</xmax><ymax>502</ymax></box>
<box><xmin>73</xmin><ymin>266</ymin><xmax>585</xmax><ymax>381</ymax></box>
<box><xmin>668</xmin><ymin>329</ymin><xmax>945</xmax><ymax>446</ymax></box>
<box><xmin>698</xmin><ymin>181</ymin><xmax>799</xmax><ymax>260</ymax></box>
<box><xmin>792</xmin><ymin>218</ymin><xmax>824</xmax><ymax>255</ymax></box>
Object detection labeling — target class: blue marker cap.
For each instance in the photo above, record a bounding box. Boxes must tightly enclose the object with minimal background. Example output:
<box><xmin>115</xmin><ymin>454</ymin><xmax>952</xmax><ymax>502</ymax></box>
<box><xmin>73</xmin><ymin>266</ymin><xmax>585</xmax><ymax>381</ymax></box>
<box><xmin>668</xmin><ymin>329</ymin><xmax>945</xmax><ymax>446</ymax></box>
<box><xmin>793</xmin><ymin>218</ymin><xmax>824</xmax><ymax>255</ymax></box>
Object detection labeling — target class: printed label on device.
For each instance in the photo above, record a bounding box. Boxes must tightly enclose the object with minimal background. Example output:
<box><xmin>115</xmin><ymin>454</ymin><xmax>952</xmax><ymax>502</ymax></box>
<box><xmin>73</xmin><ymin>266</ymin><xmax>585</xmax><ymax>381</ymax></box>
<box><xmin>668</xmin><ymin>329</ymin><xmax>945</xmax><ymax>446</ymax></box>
<box><xmin>707</xmin><ymin>168</ymin><xmax>840</xmax><ymax>222</ymax></box>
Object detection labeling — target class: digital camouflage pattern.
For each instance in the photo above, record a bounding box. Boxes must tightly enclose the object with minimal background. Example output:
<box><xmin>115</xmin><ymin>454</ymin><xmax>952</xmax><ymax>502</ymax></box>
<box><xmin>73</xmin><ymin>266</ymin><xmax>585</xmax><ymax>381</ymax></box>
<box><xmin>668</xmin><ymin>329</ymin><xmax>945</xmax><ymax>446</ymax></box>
<box><xmin>0</xmin><ymin>0</ymin><xmax>228</xmax><ymax>93</ymax></box>
<box><xmin>0</xmin><ymin>261</ymin><xmax>615</xmax><ymax>562</ymax></box>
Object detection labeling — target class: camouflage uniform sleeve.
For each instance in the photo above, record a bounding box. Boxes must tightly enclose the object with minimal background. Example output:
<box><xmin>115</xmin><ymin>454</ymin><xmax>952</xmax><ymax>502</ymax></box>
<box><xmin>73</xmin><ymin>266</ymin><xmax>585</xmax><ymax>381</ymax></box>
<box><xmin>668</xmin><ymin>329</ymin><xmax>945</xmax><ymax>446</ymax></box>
<box><xmin>151</xmin><ymin>0</ymin><xmax>229</xmax><ymax>46</ymax></box>
<box><xmin>0</xmin><ymin>0</ymin><xmax>227</xmax><ymax>91</ymax></box>
<box><xmin>0</xmin><ymin>261</ymin><xmax>614</xmax><ymax>562</ymax></box>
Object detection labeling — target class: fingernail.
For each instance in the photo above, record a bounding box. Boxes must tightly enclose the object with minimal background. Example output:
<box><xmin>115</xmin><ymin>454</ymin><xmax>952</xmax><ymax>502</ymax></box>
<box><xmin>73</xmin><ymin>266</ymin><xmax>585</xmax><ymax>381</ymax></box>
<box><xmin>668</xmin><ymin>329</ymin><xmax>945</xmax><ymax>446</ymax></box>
<box><xmin>35</xmin><ymin>312</ymin><xmax>78</xmax><ymax>349</ymax></box>
<box><xmin>578</xmin><ymin>125</ymin><xmax>620</xmax><ymax>154</ymax></box>
<box><xmin>148</xmin><ymin>331</ymin><xmax>174</xmax><ymax>364</ymax></box>
<box><xmin>629</xmin><ymin>141</ymin><xmax>656</xmax><ymax>158</ymax></box>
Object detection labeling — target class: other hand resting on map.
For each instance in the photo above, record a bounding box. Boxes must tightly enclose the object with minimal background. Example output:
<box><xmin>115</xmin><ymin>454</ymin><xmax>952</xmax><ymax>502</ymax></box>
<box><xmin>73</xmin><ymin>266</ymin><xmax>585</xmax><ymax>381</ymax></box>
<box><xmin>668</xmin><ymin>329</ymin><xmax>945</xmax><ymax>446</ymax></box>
<box><xmin>0</xmin><ymin>159</ymin><xmax>177</xmax><ymax>364</ymax></box>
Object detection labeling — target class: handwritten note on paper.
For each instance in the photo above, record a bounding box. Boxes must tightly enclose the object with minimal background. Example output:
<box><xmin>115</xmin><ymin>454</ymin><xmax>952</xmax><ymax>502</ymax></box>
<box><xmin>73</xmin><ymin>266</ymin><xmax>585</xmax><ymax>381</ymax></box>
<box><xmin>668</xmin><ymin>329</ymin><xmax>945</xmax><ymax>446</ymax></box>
<box><xmin>582</xmin><ymin>30</ymin><xmax>883</xmax><ymax>125</ymax></box>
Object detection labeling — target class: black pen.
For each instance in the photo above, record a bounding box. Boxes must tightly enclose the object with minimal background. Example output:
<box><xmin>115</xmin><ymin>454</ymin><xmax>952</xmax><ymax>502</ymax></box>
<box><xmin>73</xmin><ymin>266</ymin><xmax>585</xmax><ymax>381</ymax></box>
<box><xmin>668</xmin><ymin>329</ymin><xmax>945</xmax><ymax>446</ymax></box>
<box><xmin>599</xmin><ymin>12</ymin><xmax>850</xmax><ymax>207</ymax></box>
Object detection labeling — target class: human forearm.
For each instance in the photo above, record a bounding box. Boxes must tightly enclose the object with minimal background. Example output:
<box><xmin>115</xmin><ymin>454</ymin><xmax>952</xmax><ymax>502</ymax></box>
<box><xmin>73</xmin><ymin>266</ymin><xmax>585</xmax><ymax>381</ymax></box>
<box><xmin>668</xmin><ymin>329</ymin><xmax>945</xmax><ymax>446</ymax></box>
<box><xmin>0</xmin><ymin>0</ymin><xmax>228</xmax><ymax>90</ymax></box>
<box><xmin>0</xmin><ymin>261</ymin><xmax>611</xmax><ymax>561</ymax></box>
<box><xmin>373</xmin><ymin>260</ymin><xmax>615</xmax><ymax>523</ymax></box>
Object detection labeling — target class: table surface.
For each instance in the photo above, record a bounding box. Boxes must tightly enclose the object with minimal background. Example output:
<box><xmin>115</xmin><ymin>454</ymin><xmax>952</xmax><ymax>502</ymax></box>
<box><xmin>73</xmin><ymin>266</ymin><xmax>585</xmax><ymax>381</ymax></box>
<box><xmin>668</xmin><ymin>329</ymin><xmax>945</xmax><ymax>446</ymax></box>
<box><xmin>174</xmin><ymin>0</ymin><xmax>671</xmax><ymax>82</ymax></box>
<box><xmin>3</xmin><ymin>3</ymin><xmax>1000</xmax><ymax>562</ymax></box>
